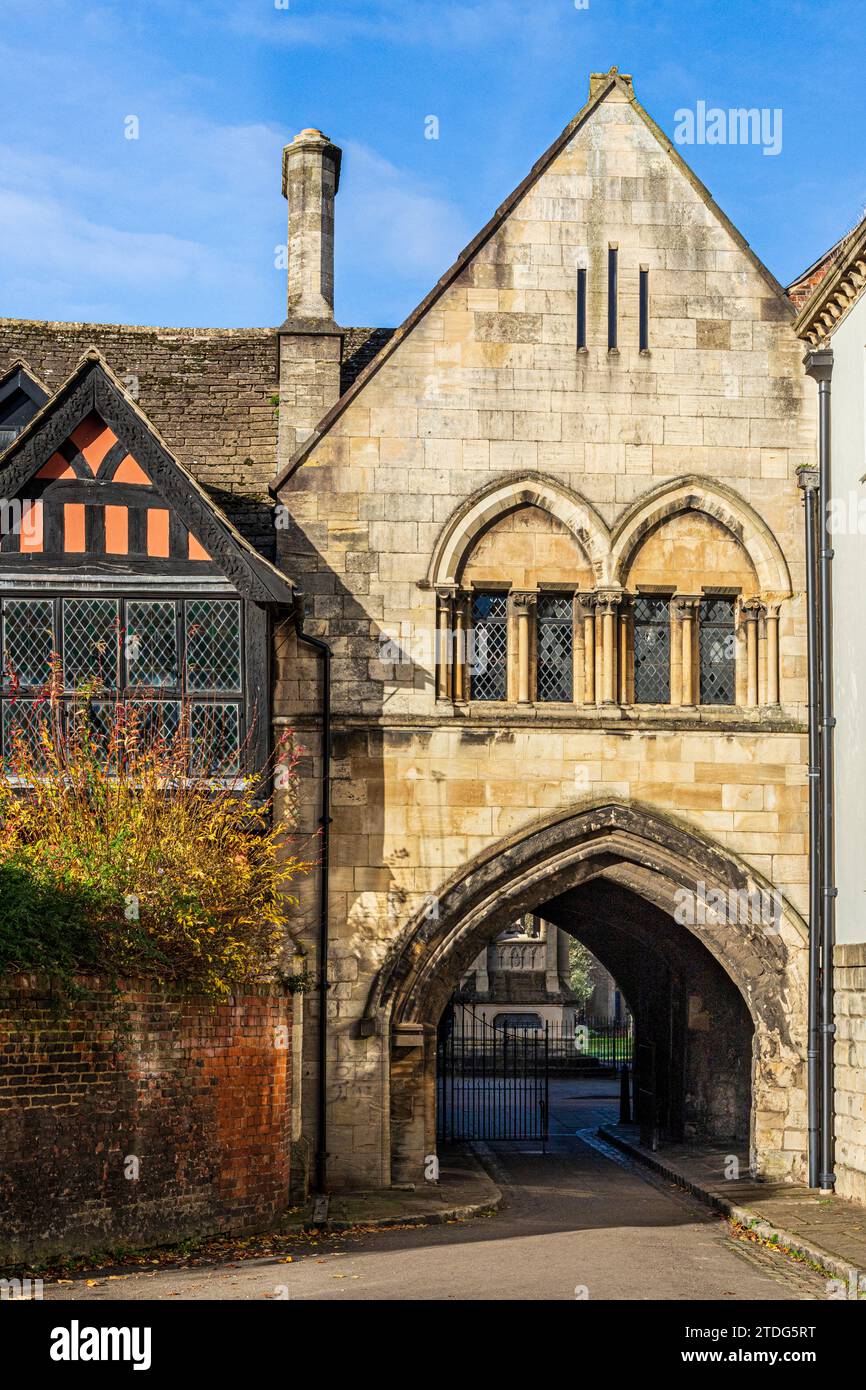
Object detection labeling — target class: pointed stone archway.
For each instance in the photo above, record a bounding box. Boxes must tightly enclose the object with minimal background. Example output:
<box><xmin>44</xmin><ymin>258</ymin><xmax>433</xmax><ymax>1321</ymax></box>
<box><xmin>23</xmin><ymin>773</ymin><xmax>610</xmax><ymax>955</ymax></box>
<box><xmin>363</xmin><ymin>802</ymin><xmax>808</xmax><ymax>1187</ymax></box>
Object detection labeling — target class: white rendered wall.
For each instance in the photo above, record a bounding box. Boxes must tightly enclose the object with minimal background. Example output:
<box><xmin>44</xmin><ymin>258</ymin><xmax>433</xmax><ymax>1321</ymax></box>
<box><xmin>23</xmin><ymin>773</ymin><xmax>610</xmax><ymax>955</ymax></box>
<box><xmin>829</xmin><ymin>293</ymin><xmax>866</xmax><ymax>943</ymax></box>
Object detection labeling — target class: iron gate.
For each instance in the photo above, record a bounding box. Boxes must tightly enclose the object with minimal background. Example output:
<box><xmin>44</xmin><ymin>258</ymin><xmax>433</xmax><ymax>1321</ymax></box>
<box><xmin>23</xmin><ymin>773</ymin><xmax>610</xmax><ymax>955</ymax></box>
<box><xmin>436</xmin><ymin>1005</ymin><xmax>549</xmax><ymax>1142</ymax></box>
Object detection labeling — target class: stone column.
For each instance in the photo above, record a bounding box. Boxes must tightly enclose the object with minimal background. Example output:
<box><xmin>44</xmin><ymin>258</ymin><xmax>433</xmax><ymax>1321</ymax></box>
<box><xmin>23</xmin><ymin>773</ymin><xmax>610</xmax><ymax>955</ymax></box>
<box><xmin>435</xmin><ymin>587</ymin><xmax>455</xmax><ymax>700</ymax></box>
<box><xmin>618</xmin><ymin>593</ymin><xmax>632</xmax><ymax>704</ymax></box>
<box><xmin>571</xmin><ymin>594</ymin><xmax>583</xmax><ymax>706</ymax></box>
<box><xmin>595</xmin><ymin>591</ymin><xmax>622</xmax><ymax>705</ymax></box>
<box><xmin>474</xmin><ymin>946</ymin><xmax>489</xmax><ymax>996</ymax></box>
<box><xmin>545</xmin><ymin>921</ymin><xmax>560</xmax><ymax>997</ymax></box>
<box><xmin>742</xmin><ymin>599</ymin><xmax>763</xmax><ymax>708</ymax></box>
<box><xmin>578</xmin><ymin>596</ymin><xmax>596</xmax><ymax>705</ymax></box>
<box><xmin>512</xmin><ymin>592</ymin><xmax>537</xmax><ymax>704</ymax></box>
<box><xmin>674</xmin><ymin>597</ymin><xmax>700</xmax><ymax>705</ymax></box>
<box><xmin>764</xmin><ymin>602</ymin><xmax>780</xmax><ymax>706</ymax></box>
<box><xmin>453</xmin><ymin>592</ymin><xmax>468</xmax><ymax>702</ymax></box>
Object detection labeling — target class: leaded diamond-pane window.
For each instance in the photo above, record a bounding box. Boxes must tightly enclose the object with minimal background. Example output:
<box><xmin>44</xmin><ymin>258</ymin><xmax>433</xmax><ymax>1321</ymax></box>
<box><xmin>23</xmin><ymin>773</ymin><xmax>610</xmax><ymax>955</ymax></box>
<box><xmin>536</xmin><ymin>594</ymin><xmax>573</xmax><ymax>702</ymax></box>
<box><xmin>470</xmin><ymin>592</ymin><xmax>508</xmax><ymax>701</ymax></box>
<box><xmin>699</xmin><ymin>597</ymin><xmax>735</xmax><ymax>706</ymax></box>
<box><xmin>63</xmin><ymin>598</ymin><xmax>120</xmax><ymax>690</ymax></box>
<box><xmin>2</xmin><ymin>698</ymin><xmax>53</xmax><ymax>764</ymax></box>
<box><xmin>126</xmin><ymin>600</ymin><xmax>178</xmax><ymax>690</ymax></box>
<box><xmin>75</xmin><ymin>700</ymin><xmax>182</xmax><ymax>759</ymax></box>
<box><xmin>185</xmin><ymin>599</ymin><xmax>242</xmax><ymax>693</ymax></box>
<box><xmin>191</xmin><ymin>703</ymin><xmax>240</xmax><ymax>776</ymax></box>
<box><xmin>633</xmin><ymin>596</ymin><xmax>671</xmax><ymax>704</ymax></box>
<box><xmin>67</xmin><ymin>699</ymin><xmax>115</xmax><ymax>761</ymax></box>
<box><xmin>1</xmin><ymin>595</ymin><xmax>249</xmax><ymax>779</ymax></box>
<box><xmin>130</xmin><ymin>699</ymin><xmax>181</xmax><ymax>744</ymax></box>
<box><xmin>3</xmin><ymin>597</ymin><xmax>54</xmax><ymax>689</ymax></box>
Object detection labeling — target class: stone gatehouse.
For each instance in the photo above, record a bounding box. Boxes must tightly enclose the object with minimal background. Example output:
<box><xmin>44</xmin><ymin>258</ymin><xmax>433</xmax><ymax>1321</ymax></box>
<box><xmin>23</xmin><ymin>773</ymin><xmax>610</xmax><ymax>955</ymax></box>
<box><xmin>1</xmin><ymin>70</ymin><xmax>826</xmax><ymax>1199</ymax></box>
<box><xmin>275</xmin><ymin>70</ymin><xmax>814</xmax><ymax>1190</ymax></box>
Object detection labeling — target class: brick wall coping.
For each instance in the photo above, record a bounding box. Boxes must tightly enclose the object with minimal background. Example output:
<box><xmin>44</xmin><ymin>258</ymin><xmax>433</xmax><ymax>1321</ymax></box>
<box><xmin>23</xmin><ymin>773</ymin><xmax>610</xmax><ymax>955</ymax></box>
<box><xmin>0</xmin><ymin>972</ymin><xmax>288</xmax><ymax>1001</ymax></box>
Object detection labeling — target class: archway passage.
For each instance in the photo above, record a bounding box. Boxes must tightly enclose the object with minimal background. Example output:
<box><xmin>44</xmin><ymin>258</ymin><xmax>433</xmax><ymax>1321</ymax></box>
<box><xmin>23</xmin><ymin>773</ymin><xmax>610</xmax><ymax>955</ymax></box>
<box><xmin>545</xmin><ymin>881</ymin><xmax>754</xmax><ymax>1145</ymax></box>
<box><xmin>435</xmin><ymin>914</ymin><xmax>635</xmax><ymax>1145</ymax></box>
<box><xmin>433</xmin><ymin>883</ymin><xmax>752</xmax><ymax>1155</ymax></box>
<box><xmin>366</xmin><ymin>804</ymin><xmax>806</xmax><ymax>1187</ymax></box>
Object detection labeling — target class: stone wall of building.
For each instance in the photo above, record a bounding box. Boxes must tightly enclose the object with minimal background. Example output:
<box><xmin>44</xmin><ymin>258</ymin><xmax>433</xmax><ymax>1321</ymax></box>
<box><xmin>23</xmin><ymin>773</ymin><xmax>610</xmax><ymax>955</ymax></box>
<box><xmin>0</xmin><ymin>975</ymin><xmax>295</xmax><ymax>1263</ymax></box>
<box><xmin>834</xmin><ymin>943</ymin><xmax>866</xmax><ymax>1203</ymax></box>
<box><xmin>274</xmin><ymin>76</ymin><xmax>815</xmax><ymax>1190</ymax></box>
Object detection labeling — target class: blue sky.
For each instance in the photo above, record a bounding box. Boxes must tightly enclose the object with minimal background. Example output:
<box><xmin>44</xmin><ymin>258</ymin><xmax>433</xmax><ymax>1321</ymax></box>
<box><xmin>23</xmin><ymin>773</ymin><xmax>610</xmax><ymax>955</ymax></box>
<box><xmin>1</xmin><ymin>0</ymin><xmax>864</xmax><ymax>329</ymax></box>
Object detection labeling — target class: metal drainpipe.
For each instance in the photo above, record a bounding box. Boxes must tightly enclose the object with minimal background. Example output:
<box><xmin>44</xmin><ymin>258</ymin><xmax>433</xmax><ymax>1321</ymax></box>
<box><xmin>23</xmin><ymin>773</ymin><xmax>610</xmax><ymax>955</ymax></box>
<box><xmin>805</xmin><ymin>348</ymin><xmax>836</xmax><ymax>1194</ymax></box>
<box><xmin>293</xmin><ymin>596</ymin><xmax>332</xmax><ymax>1194</ymax></box>
<box><xmin>798</xmin><ymin>465</ymin><xmax>821</xmax><ymax>1188</ymax></box>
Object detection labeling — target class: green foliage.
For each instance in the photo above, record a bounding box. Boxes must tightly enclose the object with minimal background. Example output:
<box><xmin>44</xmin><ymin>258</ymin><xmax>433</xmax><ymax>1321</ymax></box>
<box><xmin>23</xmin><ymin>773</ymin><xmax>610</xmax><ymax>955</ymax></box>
<box><xmin>0</xmin><ymin>857</ymin><xmax>107</xmax><ymax>976</ymax></box>
<box><xmin>568</xmin><ymin>937</ymin><xmax>596</xmax><ymax>1005</ymax></box>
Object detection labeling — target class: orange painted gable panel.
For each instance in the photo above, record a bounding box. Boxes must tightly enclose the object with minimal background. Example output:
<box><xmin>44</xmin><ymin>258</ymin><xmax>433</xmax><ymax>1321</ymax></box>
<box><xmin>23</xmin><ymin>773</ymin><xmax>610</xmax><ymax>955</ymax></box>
<box><xmin>188</xmin><ymin>532</ymin><xmax>210</xmax><ymax>561</ymax></box>
<box><xmin>64</xmin><ymin>503</ymin><xmax>86</xmax><ymax>552</ymax></box>
<box><xmin>104</xmin><ymin>505</ymin><xmax>129</xmax><ymax>555</ymax></box>
<box><xmin>70</xmin><ymin>414</ymin><xmax>117</xmax><ymax>474</ymax></box>
<box><xmin>19</xmin><ymin>500</ymin><xmax>43</xmax><ymax>553</ymax></box>
<box><xmin>146</xmin><ymin>508</ymin><xmax>170</xmax><ymax>558</ymax></box>
<box><xmin>36</xmin><ymin>452</ymin><xmax>76</xmax><ymax>480</ymax></box>
<box><xmin>113</xmin><ymin>453</ymin><xmax>150</xmax><ymax>485</ymax></box>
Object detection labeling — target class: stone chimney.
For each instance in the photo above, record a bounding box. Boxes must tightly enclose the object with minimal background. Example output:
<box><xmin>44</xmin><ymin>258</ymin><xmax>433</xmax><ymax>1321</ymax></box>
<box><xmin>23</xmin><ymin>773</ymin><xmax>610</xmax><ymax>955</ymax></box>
<box><xmin>276</xmin><ymin>130</ymin><xmax>344</xmax><ymax>475</ymax></box>
<box><xmin>282</xmin><ymin>128</ymin><xmax>342</xmax><ymax>324</ymax></box>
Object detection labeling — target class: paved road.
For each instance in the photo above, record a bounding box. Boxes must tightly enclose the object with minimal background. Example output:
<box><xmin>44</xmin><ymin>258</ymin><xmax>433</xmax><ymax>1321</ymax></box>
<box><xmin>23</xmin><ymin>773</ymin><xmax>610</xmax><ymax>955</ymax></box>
<box><xmin>44</xmin><ymin>1084</ymin><xmax>827</xmax><ymax>1302</ymax></box>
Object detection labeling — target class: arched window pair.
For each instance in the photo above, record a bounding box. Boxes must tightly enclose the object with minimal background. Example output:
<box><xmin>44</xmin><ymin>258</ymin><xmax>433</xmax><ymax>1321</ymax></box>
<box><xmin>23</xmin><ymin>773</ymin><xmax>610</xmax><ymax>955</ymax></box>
<box><xmin>430</xmin><ymin>477</ymin><xmax>791</xmax><ymax>712</ymax></box>
<box><xmin>437</xmin><ymin>587</ymin><xmax>780</xmax><ymax>709</ymax></box>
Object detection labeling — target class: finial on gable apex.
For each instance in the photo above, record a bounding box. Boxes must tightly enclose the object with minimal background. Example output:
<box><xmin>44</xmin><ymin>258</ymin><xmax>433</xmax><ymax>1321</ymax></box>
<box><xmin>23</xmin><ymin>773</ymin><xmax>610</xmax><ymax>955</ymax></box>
<box><xmin>588</xmin><ymin>68</ymin><xmax>633</xmax><ymax>99</ymax></box>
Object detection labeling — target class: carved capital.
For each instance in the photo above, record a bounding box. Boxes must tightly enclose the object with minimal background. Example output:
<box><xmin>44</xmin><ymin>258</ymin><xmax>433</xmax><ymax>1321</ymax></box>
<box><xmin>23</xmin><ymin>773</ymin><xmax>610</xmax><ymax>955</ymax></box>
<box><xmin>593</xmin><ymin>589</ymin><xmax>623</xmax><ymax>618</ymax></box>
<box><xmin>435</xmin><ymin>584</ymin><xmax>457</xmax><ymax>610</ymax></box>
<box><xmin>672</xmin><ymin>595</ymin><xmax>701</xmax><ymax>622</ymax></box>
<box><xmin>511</xmin><ymin>590</ymin><xmax>538</xmax><ymax>616</ymax></box>
<box><xmin>740</xmin><ymin>597</ymin><xmax>765</xmax><ymax>623</ymax></box>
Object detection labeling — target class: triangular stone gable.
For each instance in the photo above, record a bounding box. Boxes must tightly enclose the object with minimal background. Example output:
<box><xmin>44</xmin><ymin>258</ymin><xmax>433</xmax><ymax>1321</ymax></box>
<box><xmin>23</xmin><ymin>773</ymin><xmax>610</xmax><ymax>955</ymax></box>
<box><xmin>0</xmin><ymin>353</ymin><xmax>293</xmax><ymax>604</ymax></box>
<box><xmin>273</xmin><ymin>71</ymin><xmax>794</xmax><ymax>491</ymax></box>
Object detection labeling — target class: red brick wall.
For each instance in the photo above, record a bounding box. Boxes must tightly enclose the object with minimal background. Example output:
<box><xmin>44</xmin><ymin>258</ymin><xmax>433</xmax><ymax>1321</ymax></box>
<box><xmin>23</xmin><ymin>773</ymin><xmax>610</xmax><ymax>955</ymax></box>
<box><xmin>0</xmin><ymin>975</ymin><xmax>294</xmax><ymax>1262</ymax></box>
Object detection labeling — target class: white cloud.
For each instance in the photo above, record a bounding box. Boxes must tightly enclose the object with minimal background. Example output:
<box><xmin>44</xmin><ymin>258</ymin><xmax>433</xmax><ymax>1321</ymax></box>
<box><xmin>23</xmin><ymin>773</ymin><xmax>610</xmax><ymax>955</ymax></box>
<box><xmin>0</xmin><ymin>186</ymin><xmax>263</xmax><ymax>325</ymax></box>
<box><xmin>0</xmin><ymin>118</ymin><xmax>472</xmax><ymax>328</ymax></box>
<box><xmin>338</xmin><ymin>142</ymin><xmax>471</xmax><ymax>284</ymax></box>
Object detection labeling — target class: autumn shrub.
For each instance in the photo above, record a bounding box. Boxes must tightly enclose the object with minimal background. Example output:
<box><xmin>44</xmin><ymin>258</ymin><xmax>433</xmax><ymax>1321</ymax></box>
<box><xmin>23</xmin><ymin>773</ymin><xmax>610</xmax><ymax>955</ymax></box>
<box><xmin>0</xmin><ymin>682</ymin><xmax>312</xmax><ymax>996</ymax></box>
